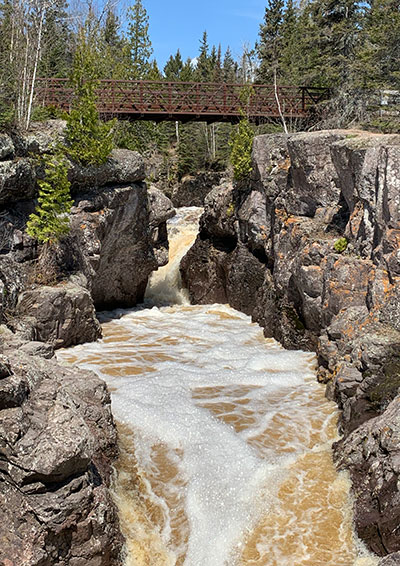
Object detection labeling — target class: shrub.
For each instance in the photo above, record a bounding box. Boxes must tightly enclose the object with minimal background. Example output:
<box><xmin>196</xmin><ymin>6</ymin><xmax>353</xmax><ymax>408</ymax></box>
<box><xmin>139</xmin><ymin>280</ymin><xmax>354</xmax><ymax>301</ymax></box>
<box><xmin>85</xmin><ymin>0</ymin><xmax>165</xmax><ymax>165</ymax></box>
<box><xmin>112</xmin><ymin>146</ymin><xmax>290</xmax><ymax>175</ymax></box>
<box><xmin>230</xmin><ymin>114</ymin><xmax>254</xmax><ymax>181</ymax></box>
<box><xmin>333</xmin><ymin>237</ymin><xmax>348</xmax><ymax>253</ymax></box>
<box><xmin>26</xmin><ymin>153</ymin><xmax>73</xmax><ymax>244</ymax></box>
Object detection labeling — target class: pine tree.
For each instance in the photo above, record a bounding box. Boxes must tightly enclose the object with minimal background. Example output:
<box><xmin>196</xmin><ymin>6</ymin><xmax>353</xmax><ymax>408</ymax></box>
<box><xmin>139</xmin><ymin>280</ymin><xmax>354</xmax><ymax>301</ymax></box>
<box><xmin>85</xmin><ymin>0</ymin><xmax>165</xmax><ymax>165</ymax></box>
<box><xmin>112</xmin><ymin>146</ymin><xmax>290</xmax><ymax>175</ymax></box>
<box><xmin>0</xmin><ymin>0</ymin><xmax>15</xmax><ymax>124</ymax></box>
<box><xmin>164</xmin><ymin>50</ymin><xmax>183</xmax><ymax>80</ymax></box>
<box><xmin>257</xmin><ymin>0</ymin><xmax>285</xmax><ymax>82</ymax></box>
<box><xmin>280</xmin><ymin>0</ymin><xmax>300</xmax><ymax>84</ymax></box>
<box><xmin>223</xmin><ymin>47</ymin><xmax>237</xmax><ymax>82</ymax></box>
<box><xmin>39</xmin><ymin>0</ymin><xmax>72</xmax><ymax>78</ymax></box>
<box><xmin>126</xmin><ymin>0</ymin><xmax>153</xmax><ymax>79</ymax></box>
<box><xmin>230</xmin><ymin>114</ymin><xmax>254</xmax><ymax>181</ymax></box>
<box><xmin>181</xmin><ymin>57</ymin><xmax>195</xmax><ymax>81</ymax></box>
<box><xmin>212</xmin><ymin>44</ymin><xmax>223</xmax><ymax>82</ymax></box>
<box><xmin>26</xmin><ymin>152</ymin><xmax>73</xmax><ymax>244</ymax></box>
<box><xmin>64</xmin><ymin>20</ymin><xmax>114</xmax><ymax>166</ymax></box>
<box><xmin>307</xmin><ymin>0</ymin><xmax>361</xmax><ymax>86</ymax></box>
<box><xmin>196</xmin><ymin>31</ymin><xmax>212</xmax><ymax>81</ymax></box>
<box><xmin>354</xmin><ymin>0</ymin><xmax>400</xmax><ymax>88</ymax></box>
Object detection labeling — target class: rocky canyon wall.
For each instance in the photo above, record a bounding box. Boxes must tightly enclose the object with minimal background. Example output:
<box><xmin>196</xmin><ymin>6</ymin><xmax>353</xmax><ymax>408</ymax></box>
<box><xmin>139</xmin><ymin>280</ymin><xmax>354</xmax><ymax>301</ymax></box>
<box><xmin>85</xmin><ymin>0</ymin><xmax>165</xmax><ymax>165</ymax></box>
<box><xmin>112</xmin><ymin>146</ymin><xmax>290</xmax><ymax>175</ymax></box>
<box><xmin>0</xmin><ymin>120</ymin><xmax>175</xmax><ymax>565</ymax></box>
<box><xmin>180</xmin><ymin>129</ymin><xmax>400</xmax><ymax>560</ymax></box>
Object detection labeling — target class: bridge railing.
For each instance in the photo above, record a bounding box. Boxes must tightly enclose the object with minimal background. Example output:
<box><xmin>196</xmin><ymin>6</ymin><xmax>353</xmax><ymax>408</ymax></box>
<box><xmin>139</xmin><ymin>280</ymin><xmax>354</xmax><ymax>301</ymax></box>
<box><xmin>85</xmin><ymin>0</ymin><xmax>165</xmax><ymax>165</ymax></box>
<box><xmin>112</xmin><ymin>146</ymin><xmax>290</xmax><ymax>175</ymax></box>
<box><xmin>34</xmin><ymin>78</ymin><xmax>330</xmax><ymax>119</ymax></box>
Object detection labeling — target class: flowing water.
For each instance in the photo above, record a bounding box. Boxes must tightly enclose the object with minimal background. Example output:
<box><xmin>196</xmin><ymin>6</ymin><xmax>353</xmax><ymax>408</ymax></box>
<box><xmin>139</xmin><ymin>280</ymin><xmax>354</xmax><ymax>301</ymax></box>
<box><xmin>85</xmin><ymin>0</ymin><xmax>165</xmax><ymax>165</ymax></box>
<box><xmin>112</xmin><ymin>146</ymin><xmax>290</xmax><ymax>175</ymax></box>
<box><xmin>58</xmin><ymin>208</ymin><xmax>378</xmax><ymax>566</ymax></box>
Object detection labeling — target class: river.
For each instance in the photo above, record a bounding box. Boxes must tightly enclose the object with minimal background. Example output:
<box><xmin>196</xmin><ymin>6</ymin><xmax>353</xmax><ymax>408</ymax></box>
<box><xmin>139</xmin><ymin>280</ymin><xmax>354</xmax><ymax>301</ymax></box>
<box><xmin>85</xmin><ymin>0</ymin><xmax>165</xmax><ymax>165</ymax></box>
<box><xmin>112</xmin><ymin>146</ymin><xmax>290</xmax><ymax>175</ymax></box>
<box><xmin>58</xmin><ymin>207</ymin><xmax>378</xmax><ymax>566</ymax></box>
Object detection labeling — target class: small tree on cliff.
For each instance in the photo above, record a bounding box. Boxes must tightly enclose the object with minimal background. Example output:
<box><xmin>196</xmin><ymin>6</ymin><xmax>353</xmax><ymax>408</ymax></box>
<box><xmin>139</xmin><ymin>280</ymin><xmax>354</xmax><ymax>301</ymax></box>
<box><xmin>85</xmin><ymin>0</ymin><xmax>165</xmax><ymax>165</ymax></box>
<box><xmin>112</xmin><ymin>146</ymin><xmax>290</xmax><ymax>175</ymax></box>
<box><xmin>26</xmin><ymin>152</ymin><xmax>73</xmax><ymax>244</ymax></box>
<box><xmin>64</xmin><ymin>17</ymin><xmax>114</xmax><ymax>166</ymax></box>
<box><xmin>230</xmin><ymin>87</ymin><xmax>255</xmax><ymax>181</ymax></box>
<box><xmin>230</xmin><ymin>114</ymin><xmax>254</xmax><ymax>181</ymax></box>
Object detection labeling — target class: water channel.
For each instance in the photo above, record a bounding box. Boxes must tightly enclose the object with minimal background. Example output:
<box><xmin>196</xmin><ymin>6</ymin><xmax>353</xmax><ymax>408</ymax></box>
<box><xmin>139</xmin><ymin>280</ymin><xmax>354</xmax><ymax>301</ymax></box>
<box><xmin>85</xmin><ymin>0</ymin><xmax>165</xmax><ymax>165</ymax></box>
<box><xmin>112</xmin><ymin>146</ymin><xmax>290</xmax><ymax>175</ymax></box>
<box><xmin>58</xmin><ymin>208</ymin><xmax>378</xmax><ymax>566</ymax></box>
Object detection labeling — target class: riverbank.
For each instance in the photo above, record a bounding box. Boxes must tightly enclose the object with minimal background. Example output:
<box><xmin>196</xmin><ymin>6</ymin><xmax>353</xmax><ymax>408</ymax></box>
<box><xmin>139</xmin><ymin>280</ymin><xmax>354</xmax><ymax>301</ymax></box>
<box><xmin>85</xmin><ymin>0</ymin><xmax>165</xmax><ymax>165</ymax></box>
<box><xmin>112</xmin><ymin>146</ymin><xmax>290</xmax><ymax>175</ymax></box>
<box><xmin>180</xmin><ymin>129</ymin><xmax>400</xmax><ymax>560</ymax></box>
<box><xmin>0</xmin><ymin>121</ymin><xmax>175</xmax><ymax>565</ymax></box>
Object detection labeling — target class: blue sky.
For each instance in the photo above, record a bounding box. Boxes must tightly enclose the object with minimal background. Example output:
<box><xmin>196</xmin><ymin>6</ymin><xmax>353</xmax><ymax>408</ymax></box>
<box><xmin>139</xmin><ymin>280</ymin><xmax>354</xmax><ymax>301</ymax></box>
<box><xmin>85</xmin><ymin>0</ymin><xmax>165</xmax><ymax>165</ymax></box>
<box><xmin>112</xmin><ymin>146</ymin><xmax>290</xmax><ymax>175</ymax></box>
<box><xmin>142</xmin><ymin>0</ymin><xmax>266</xmax><ymax>69</ymax></box>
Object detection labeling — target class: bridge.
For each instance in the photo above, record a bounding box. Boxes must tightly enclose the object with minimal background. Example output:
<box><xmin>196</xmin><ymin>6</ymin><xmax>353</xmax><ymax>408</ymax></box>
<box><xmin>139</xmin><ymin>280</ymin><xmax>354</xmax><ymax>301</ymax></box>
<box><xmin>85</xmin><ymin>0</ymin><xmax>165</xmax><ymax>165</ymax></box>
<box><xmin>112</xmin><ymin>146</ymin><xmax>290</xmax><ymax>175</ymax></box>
<box><xmin>35</xmin><ymin>78</ymin><xmax>330</xmax><ymax>123</ymax></box>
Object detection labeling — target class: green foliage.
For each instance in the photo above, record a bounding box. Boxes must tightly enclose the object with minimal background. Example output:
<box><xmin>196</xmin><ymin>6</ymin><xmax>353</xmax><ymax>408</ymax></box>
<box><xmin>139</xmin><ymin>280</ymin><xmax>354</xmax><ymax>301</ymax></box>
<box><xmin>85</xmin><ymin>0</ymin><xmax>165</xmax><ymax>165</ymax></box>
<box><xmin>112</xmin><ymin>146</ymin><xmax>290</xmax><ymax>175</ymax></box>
<box><xmin>333</xmin><ymin>237</ymin><xmax>348</xmax><ymax>253</ymax></box>
<box><xmin>257</xmin><ymin>0</ymin><xmax>285</xmax><ymax>81</ymax></box>
<box><xmin>126</xmin><ymin>0</ymin><xmax>153</xmax><ymax>79</ymax></box>
<box><xmin>64</xmin><ymin>23</ymin><xmax>114</xmax><ymax>166</ymax></box>
<box><xmin>38</xmin><ymin>0</ymin><xmax>72</xmax><ymax>78</ymax></box>
<box><xmin>164</xmin><ymin>49</ymin><xmax>184</xmax><ymax>80</ymax></box>
<box><xmin>353</xmin><ymin>0</ymin><xmax>400</xmax><ymax>89</ymax></box>
<box><xmin>26</xmin><ymin>153</ymin><xmax>73</xmax><ymax>244</ymax></box>
<box><xmin>230</xmin><ymin>115</ymin><xmax>254</xmax><ymax>181</ymax></box>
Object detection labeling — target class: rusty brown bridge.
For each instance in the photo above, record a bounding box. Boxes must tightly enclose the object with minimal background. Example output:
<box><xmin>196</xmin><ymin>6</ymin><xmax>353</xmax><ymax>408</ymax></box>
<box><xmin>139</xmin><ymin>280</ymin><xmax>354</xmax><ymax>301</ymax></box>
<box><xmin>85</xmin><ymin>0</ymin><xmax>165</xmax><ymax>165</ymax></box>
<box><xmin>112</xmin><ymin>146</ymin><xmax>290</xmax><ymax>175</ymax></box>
<box><xmin>35</xmin><ymin>78</ymin><xmax>330</xmax><ymax>123</ymax></box>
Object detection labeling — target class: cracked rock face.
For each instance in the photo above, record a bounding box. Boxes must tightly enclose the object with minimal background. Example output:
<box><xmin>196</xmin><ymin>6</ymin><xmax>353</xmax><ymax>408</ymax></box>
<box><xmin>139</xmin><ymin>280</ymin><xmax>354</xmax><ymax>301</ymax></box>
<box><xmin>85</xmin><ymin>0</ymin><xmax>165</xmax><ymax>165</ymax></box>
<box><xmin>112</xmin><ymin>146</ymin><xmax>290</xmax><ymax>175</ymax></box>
<box><xmin>0</xmin><ymin>348</ymin><xmax>122</xmax><ymax>566</ymax></box>
<box><xmin>0</xmin><ymin>122</ymin><xmax>174</xmax><ymax>347</ymax></box>
<box><xmin>180</xmin><ymin>130</ymin><xmax>400</xmax><ymax>558</ymax></box>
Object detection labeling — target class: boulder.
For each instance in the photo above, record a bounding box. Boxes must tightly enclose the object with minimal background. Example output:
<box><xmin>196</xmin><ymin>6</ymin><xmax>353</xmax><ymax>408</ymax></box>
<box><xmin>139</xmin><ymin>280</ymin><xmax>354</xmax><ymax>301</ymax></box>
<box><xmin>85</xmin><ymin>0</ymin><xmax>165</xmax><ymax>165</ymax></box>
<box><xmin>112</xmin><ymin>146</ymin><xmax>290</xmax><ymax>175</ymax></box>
<box><xmin>11</xmin><ymin>119</ymin><xmax>66</xmax><ymax>156</ymax></box>
<box><xmin>148</xmin><ymin>186</ymin><xmax>175</xmax><ymax>266</ymax></box>
<box><xmin>71</xmin><ymin>184</ymin><xmax>159</xmax><ymax>309</ymax></box>
<box><xmin>0</xmin><ymin>133</ymin><xmax>15</xmax><ymax>160</ymax></box>
<box><xmin>171</xmin><ymin>171</ymin><xmax>224</xmax><ymax>207</ymax></box>
<box><xmin>0</xmin><ymin>350</ymin><xmax>122</xmax><ymax>566</ymax></box>
<box><xmin>285</xmin><ymin>130</ymin><xmax>348</xmax><ymax>216</ymax></box>
<box><xmin>0</xmin><ymin>158</ymin><xmax>36</xmax><ymax>206</ymax></box>
<box><xmin>378</xmin><ymin>553</ymin><xmax>400</xmax><ymax>565</ymax></box>
<box><xmin>69</xmin><ymin>149</ymin><xmax>145</xmax><ymax>191</ymax></box>
<box><xmin>16</xmin><ymin>280</ymin><xmax>101</xmax><ymax>348</ymax></box>
<box><xmin>335</xmin><ymin>396</ymin><xmax>400</xmax><ymax>556</ymax></box>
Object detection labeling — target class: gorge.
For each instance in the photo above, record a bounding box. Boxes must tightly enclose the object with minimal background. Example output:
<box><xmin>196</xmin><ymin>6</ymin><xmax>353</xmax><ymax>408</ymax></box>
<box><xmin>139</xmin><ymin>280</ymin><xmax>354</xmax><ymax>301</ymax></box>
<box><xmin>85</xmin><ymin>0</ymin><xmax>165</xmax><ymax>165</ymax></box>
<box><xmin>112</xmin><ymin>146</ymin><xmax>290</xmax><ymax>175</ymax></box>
<box><xmin>1</xmin><ymin>122</ymin><xmax>400</xmax><ymax>565</ymax></box>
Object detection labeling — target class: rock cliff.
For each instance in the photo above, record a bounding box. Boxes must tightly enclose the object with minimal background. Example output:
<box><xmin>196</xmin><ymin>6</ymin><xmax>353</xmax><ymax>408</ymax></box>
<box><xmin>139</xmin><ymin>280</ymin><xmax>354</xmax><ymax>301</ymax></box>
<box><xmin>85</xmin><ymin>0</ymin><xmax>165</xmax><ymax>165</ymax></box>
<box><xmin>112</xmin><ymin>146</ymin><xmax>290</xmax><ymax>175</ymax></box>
<box><xmin>180</xmin><ymin>129</ymin><xmax>400</xmax><ymax>560</ymax></box>
<box><xmin>0</xmin><ymin>120</ymin><xmax>175</xmax><ymax>348</ymax></box>
<box><xmin>0</xmin><ymin>120</ymin><xmax>175</xmax><ymax>565</ymax></box>
<box><xmin>0</xmin><ymin>341</ymin><xmax>122</xmax><ymax>566</ymax></box>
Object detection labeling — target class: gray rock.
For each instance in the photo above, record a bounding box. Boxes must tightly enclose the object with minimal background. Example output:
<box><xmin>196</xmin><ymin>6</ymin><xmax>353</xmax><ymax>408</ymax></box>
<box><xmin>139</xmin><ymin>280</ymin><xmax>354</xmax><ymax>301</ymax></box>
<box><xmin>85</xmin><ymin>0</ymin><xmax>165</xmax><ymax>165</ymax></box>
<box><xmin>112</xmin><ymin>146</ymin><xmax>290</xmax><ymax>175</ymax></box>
<box><xmin>71</xmin><ymin>184</ymin><xmax>159</xmax><ymax>309</ymax></box>
<box><xmin>0</xmin><ymin>158</ymin><xmax>36</xmax><ymax>206</ymax></box>
<box><xmin>12</xmin><ymin>119</ymin><xmax>66</xmax><ymax>156</ymax></box>
<box><xmin>0</xmin><ymin>133</ymin><xmax>15</xmax><ymax>160</ymax></box>
<box><xmin>148</xmin><ymin>186</ymin><xmax>175</xmax><ymax>266</ymax></box>
<box><xmin>0</xmin><ymin>350</ymin><xmax>122</xmax><ymax>565</ymax></box>
<box><xmin>171</xmin><ymin>171</ymin><xmax>224</xmax><ymax>207</ymax></box>
<box><xmin>378</xmin><ymin>553</ymin><xmax>400</xmax><ymax>565</ymax></box>
<box><xmin>335</xmin><ymin>396</ymin><xmax>400</xmax><ymax>556</ymax></box>
<box><xmin>69</xmin><ymin>149</ymin><xmax>145</xmax><ymax>191</ymax></box>
<box><xmin>285</xmin><ymin>130</ymin><xmax>348</xmax><ymax>216</ymax></box>
<box><xmin>16</xmin><ymin>281</ymin><xmax>101</xmax><ymax>348</ymax></box>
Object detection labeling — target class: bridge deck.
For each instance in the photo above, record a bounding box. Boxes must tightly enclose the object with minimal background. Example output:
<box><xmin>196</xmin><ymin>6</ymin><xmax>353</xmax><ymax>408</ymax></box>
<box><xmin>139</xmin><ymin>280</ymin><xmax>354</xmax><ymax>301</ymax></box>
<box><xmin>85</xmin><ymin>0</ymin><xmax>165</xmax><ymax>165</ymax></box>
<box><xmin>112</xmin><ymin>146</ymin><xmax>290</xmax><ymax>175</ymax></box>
<box><xmin>35</xmin><ymin>78</ymin><xmax>330</xmax><ymax>123</ymax></box>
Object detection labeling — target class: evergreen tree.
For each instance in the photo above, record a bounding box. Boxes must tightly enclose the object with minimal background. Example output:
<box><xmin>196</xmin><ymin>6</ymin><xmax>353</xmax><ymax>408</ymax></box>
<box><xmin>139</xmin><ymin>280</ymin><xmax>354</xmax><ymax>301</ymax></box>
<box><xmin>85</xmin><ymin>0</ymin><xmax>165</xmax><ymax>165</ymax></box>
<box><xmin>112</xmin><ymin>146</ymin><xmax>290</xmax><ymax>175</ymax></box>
<box><xmin>64</xmin><ymin>20</ymin><xmax>114</xmax><ymax>165</ymax></box>
<box><xmin>354</xmin><ymin>0</ymin><xmax>400</xmax><ymax>88</ymax></box>
<box><xmin>98</xmin><ymin>9</ymin><xmax>131</xmax><ymax>79</ymax></box>
<box><xmin>26</xmin><ymin>152</ymin><xmax>73</xmax><ymax>244</ymax></box>
<box><xmin>164</xmin><ymin>50</ymin><xmax>183</xmax><ymax>80</ymax></box>
<box><xmin>212</xmin><ymin>44</ymin><xmax>223</xmax><ymax>82</ymax></box>
<box><xmin>280</xmin><ymin>0</ymin><xmax>300</xmax><ymax>84</ymax></box>
<box><xmin>181</xmin><ymin>57</ymin><xmax>195</xmax><ymax>81</ymax></box>
<box><xmin>230</xmin><ymin>114</ymin><xmax>254</xmax><ymax>180</ymax></box>
<box><xmin>0</xmin><ymin>0</ymin><xmax>15</xmax><ymax>123</ymax></box>
<box><xmin>196</xmin><ymin>31</ymin><xmax>212</xmax><ymax>81</ymax></box>
<box><xmin>257</xmin><ymin>0</ymin><xmax>285</xmax><ymax>82</ymax></box>
<box><xmin>309</xmin><ymin>0</ymin><xmax>361</xmax><ymax>86</ymax></box>
<box><xmin>223</xmin><ymin>47</ymin><xmax>237</xmax><ymax>82</ymax></box>
<box><xmin>39</xmin><ymin>0</ymin><xmax>72</xmax><ymax>78</ymax></box>
<box><xmin>126</xmin><ymin>0</ymin><xmax>153</xmax><ymax>79</ymax></box>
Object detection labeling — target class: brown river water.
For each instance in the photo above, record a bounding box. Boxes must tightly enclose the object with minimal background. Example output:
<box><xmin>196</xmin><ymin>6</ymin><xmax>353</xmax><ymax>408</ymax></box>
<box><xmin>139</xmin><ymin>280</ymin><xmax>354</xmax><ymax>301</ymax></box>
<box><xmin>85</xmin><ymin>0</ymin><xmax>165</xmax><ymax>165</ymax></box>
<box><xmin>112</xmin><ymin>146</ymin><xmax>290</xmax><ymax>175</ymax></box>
<box><xmin>58</xmin><ymin>208</ymin><xmax>378</xmax><ymax>566</ymax></box>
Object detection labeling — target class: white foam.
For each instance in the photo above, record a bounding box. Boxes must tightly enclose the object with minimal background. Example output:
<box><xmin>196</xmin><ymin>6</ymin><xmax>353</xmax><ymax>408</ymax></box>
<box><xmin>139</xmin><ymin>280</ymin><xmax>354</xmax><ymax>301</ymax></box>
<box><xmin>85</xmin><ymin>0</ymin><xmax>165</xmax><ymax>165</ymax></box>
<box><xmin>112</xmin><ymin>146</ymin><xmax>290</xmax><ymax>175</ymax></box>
<box><xmin>57</xmin><ymin>208</ymin><xmax>375</xmax><ymax>566</ymax></box>
<box><xmin>59</xmin><ymin>303</ymin><xmax>334</xmax><ymax>566</ymax></box>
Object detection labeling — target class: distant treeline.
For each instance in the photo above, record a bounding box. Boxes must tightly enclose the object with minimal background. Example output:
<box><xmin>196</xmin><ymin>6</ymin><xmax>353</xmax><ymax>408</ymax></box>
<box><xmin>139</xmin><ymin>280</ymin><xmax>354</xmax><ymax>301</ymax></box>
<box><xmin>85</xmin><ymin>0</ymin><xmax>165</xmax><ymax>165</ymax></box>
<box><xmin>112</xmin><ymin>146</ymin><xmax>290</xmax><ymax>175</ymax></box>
<box><xmin>0</xmin><ymin>0</ymin><xmax>398</xmax><ymax>172</ymax></box>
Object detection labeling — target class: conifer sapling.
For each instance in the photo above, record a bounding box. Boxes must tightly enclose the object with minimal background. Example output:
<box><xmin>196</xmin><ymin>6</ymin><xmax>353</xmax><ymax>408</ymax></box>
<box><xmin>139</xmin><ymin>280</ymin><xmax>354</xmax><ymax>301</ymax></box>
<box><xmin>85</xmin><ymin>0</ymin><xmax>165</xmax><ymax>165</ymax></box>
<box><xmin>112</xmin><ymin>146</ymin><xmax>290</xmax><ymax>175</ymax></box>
<box><xmin>26</xmin><ymin>153</ymin><xmax>73</xmax><ymax>244</ymax></box>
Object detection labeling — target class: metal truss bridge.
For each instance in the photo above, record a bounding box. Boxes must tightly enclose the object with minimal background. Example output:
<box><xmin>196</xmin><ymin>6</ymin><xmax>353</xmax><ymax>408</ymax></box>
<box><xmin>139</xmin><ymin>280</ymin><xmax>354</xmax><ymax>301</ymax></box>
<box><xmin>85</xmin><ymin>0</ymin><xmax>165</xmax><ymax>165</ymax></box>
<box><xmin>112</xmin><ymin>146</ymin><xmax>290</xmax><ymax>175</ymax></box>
<box><xmin>35</xmin><ymin>78</ymin><xmax>330</xmax><ymax>123</ymax></box>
